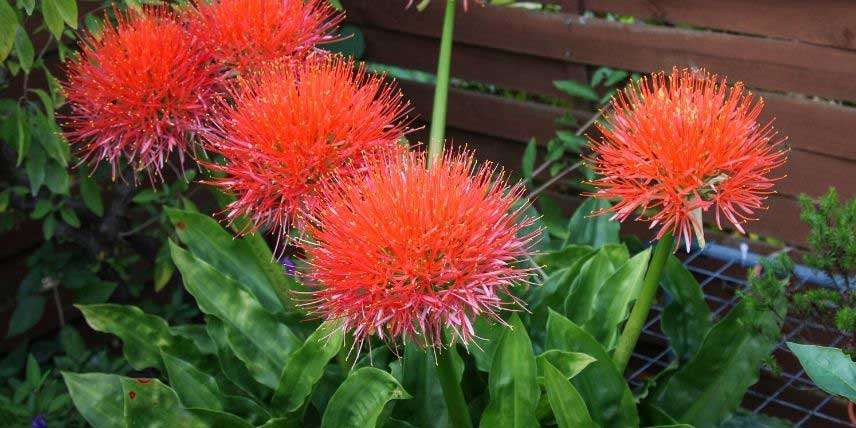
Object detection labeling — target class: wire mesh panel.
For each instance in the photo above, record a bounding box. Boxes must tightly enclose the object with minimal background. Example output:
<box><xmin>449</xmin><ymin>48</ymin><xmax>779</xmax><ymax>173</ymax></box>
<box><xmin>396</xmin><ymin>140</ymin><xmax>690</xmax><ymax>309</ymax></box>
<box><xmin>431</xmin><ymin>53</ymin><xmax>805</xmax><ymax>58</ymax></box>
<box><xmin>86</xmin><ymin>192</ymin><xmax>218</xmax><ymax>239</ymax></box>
<box><xmin>626</xmin><ymin>246</ymin><xmax>852</xmax><ymax>428</ymax></box>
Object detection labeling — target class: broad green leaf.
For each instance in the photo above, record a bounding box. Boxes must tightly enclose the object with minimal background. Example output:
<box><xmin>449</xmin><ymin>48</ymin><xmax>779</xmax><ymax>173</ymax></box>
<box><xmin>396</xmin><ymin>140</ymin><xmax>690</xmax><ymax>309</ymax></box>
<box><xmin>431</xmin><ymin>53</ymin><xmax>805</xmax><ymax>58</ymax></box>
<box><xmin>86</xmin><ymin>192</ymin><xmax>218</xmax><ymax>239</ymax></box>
<box><xmin>44</xmin><ymin>161</ymin><xmax>69</xmax><ymax>194</ymax></box>
<box><xmin>5</xmin><ymin>294</ymin><xmax>45</xmax><ymax>338</ymax></box>
<box><xmin>660</xmin><ymin>256</ymin><xmax>711</xmax><ymax>362</ymax></box>
<box><xmin>167</xmin><ymin>208</ymin><xmax>289</xmax><ymax>313</ymax></box>
<box><xmin>153</xmin><ymin>241</ymin><xmax>174</xmax><ymax>292</ymax></box>
<box><xmin>256</xmin><ymin>418</ymin><xmax>301</xmax><ymax>428</ymax></box>
<box><xmin>26</xmin><ymin>143</ymin><xmax>45</xmax><ymax>195</ymax></box>
<box><xmin>79</xmin><ymin>172</ymin><xmax>104</xmax><ymax>216</ymax></box>
<box><xmin>162</xmin><ymin>351</ymin><xmax>224</xmax><ymax>410</ymax></box>
<box><xmin>54</xmin><ymin>0</ymin><xmax>77</xmax><ymax>28</ymax></box>
<box><xmin>0</xmin><ymin>1</ymin><xmax>16</xmax><ymax>61</ymax></box>
<box><xmin>546</xmin><ymin>310</ymin><xmax>638</xmax><ymax>428</ymax></box>
<box><xmin>522</xmin><ymin>138</ymin><xmax>536</xmax><ymax>181</ymax></box>
<box><xmin>581</xmin><ymin>248</ymin><xmax>652</xmax><ymax>348</ymax></box>
<box><xmin>272</xmin><ymin>320</ymin><xmax>344</xmax><ymax>415</ymax></box>
<box><xmin>480</xmin><ymin>314</ymin><xmax>540</xmax><ymax>428</ymax></box>
<box><xmin>171</xmin><ymin>244</ymin><xmax>299</xmax><ymax>387</ymax></box>
<box><xmin>787</xmin><ymin>342</ymin><xmax>856</xmax><ymax>402</ymax></box>
<box><xmin>14</xmin><ymin>27</ymin><xmax>33</xmax><ymax>72</ymax></box>
<box><xmin>651</xmin><ymin>298</ymin><xmax>785</xmax><ymax>428</ymax></box>
<box><xmin>60</xmin><ymin>205</ymin><xmax>81</xmax><ymax>228</ymax></box>
<box><xmin>321</xmin><ymin>367</ymin><xmax>410</xmax><ymax>428</ymax></box>
<box><xmin>121</xmin><ymin>377</ymin><xmax>251</xmax><ymax>428</ymax></box>
<box><xmin>62</xmin><ymin>372</ymin><xmax>124</xmax><ymax>428</ymax></box>
<box><xmin>77</xmin><ymin>304</ymin><xmax>172</xmax><ymax>370</ymax></box>
<box><xmin>395</xmin><ymin>342</ymin><xmax>463</xmax><ymax>428</ymax></box>
<box><xmin>554</xmin><ymin>80</ymin><xmax>599</xmax><ymax>101</ymax></box>
<box><xmin>565</xmin><ymin>197</ymin><xmax>620</xmax><ymax>248</ymax></box>
<box><xmin>206</xmin><ymin>317</ymin><xmax>269</xmax><ymax>399</ymax></box>
<box><xmin>536</xmin><ymin>350</ymin><xmax>595</xmax><ymax>383</ymax></box>
<box><xmin>563</xmin><ymin>249</ymin><xmax>619</xmax><ymax>325</ymax></box>
<box><xmin>542</xmin><ymin>361</ymin><xmax>596</xmax><ymax>428</ymax></box>
<box><xmin>469</xmin><ymin>317</ymin><xmax>504</xmax><ymax>373</ymax></box>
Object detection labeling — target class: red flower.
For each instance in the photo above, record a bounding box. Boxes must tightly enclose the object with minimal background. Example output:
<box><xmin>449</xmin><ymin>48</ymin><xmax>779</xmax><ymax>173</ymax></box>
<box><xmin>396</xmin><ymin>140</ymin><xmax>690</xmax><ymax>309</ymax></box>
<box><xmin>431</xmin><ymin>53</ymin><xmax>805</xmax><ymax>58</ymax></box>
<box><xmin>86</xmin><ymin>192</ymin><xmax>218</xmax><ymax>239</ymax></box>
<box><xmin>301</xmin><ymin>150</ymin><xmax>538</xmax><ymax>349</ymax></box>
<box><xmin>185</xmin><ymin>0</ymin><xmax>342</xmax><ymax>73</ymax></box>
<box><xmin>205</xmin><ymin>57</ymin><xmax>410</xmax><ymax>237</ymax></box>
<box><xmin>62</xmin><ymin>7</ymin><xmax>221</xmax><ymax>179</ymax></box>
<box><xmin>588</xmin><ymin>68</ymin><xmax>787</xmax><ymax>251</ymax></box>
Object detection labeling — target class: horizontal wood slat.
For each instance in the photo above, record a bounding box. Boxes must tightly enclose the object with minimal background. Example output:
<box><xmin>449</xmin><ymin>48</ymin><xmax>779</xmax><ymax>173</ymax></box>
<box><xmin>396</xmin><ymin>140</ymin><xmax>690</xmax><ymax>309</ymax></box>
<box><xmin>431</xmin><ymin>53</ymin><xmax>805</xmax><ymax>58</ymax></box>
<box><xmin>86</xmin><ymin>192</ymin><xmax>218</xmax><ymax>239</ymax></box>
<box><xmin>343</xmin><ymin>0</ymin><xmax>856</xmax><ymax>101</ymax></box>
<box><xmin>364</xmin><ymin>27</ymin><xmax>856</xmax><ymax>162</ymax></box>
<box><xmin>583</xmin><ymin>0</ymin><xmax>856</xmax><ymax>50</ymax></box>
<box><xmin>397</xmin><ymin>80</ymin><xmax>856</xmax><ymax>200</ymax></box>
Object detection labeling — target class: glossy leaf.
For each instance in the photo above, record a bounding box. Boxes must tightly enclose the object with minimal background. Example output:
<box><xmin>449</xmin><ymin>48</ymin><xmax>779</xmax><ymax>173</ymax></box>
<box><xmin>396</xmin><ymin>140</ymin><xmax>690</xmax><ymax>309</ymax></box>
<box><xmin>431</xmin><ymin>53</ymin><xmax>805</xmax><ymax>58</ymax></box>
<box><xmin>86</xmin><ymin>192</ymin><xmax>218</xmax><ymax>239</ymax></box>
<box><xmin>522</xmin><ymin>138</ymin><xmax>536</xmax><ymax>181</ymax></box>
<box><xmin>77</xmin><ymin>304</ymin><xmax>172</xmax><ymax>370</ymax></box>
<box><xmin>79</xmin><ymin>172</ymin><xmax>104</xmax><ymax>216</ymax></box>
<box><xmin>172</xmin><ymin>244</ymin><xmax>298</xmax><ymax>388</ymax></box>
<box><xmin>167</xmin><ymin>207</ymin><xmax>289</xmax><ymax>314</ymax></box>
<box><xmin>153</xmin><ymin>241</ymin><xmax>174</xmax><ymax>292</ymax></box>
<box><xmin>542</xmin><ymin>361</ymin><xmax>597</xmax><ymax>428</ymax></box>
<box><xmin>554</xmin><ymin>80</ymin><xmax>599</xmax><ymax>101</ymax></box>
<box><xmin>0</xmin><ymin>1</ymin><xmax>16</xmax><ymax>61</ymax></box>
<box><xmin>581</xmin><ymin>248</ymin><xmax>652</xmax><ymax>348</ymax></box>
<box><xmin>660</xmin><ymin>256</ymin><xmax>712</xmax><ymax>362</ymax></box>
<box><xmin>536</xmin><ymin>350</ymin><xmax>595</xmax><ymax>383</ymax></box>
<box><xmin>563</xmin><ymin>249</ymin><xmax>619</xmax><ymax>325</ymax></box>
<box><xmin>272</xmin><ymin>320</ymin><xmax>344</xmax><ymax>415</ymax></box>
<box><xmin>62</xmin><ymin>372</ymin><xmax>124</xmax><ymax>428</ymax></box>
<box><xmin>206</xmin><ymin>317</ymin><xmax>269</xmax><ymax>399</ymax></box>
<box><xmin>5</xmin><ymin>294</ymin><xmax>45</xmax><ymax>338</ymax></box>
<box><xmin>480</xmin><ymin>314</ymin><xmax>540</xmax><ymax>428</ymax></box>
<box><xmin>565</xmin><ymin>197</ymin><xmax>620</xmax><ymax>248</ymax></box>
<box><xmin>546</xmin><ymin>310</ymin><xmax>638</xmax><ymax>428</ymax></box>
<box><xmin>395</xmin><ymin>342</ymin><xmax>463</xmax><ymax>428</ymax></box>
<box><xmin>321</xmin><ymin>367</ymin><xmax>410</xmax><ymax>428</ymax></box>
<box><xmin>121</xmin><ymin>377</ymin><xmax>251</xmax><ymax>428</ymax></box>
<box><xmin>13</xmin><ymin>27</ymin><xmax>33</xmax><ymax>72</ymax></box>
<box><xmin>651</xmin><ymin>299</ymin><xmax>785</xmax><ymax>428</ymax></box>
<box><xmin>787</xmin><ymin>342</ymin><xmax>856</xmax><ymax>401</ymax></box>
<box><xmin>162</xmin><ymin>351</ymin><xmax>223</xmax><ymax>410</ymax></box>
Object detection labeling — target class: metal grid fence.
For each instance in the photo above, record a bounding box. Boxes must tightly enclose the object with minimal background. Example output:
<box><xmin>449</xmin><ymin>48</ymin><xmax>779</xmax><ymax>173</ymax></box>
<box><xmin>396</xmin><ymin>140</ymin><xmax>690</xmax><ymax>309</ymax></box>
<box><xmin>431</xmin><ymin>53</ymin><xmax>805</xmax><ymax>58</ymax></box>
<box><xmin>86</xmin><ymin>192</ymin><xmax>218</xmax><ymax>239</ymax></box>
<box><xmin>626</xmin><ymin>246</ymin><xmax>851</xmax><ymax>428</ymax></box>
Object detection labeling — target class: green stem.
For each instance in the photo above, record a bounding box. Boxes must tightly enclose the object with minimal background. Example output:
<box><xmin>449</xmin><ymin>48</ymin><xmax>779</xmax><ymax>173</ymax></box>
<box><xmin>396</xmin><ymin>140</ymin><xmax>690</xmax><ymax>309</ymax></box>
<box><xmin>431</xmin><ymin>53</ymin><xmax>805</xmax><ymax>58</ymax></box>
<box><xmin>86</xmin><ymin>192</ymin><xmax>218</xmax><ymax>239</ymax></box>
<box><xmin>427</xmin><ymin>0</ymin><xmax>456</xmax><ymax>167</ymax></box>
<box><xmin>612</xmin><ymin>232</ymin><xmax>675</xmax><ymax>373</ymax></box>
<box><xmin>436</xmin><ymin>348</ymin><xmax>473</xmax><ymax>428</ymax></box>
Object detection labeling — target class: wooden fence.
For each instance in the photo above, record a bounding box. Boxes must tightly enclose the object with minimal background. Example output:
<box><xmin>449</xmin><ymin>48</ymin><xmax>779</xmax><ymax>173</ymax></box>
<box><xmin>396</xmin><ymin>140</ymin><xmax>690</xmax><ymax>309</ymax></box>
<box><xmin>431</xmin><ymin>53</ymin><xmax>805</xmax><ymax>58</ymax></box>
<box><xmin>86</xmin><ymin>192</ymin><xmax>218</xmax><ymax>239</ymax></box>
<box><xmin>341</xmin><ymin>0</ymin><xmax>856</xmax><ymax>246</ymax></box>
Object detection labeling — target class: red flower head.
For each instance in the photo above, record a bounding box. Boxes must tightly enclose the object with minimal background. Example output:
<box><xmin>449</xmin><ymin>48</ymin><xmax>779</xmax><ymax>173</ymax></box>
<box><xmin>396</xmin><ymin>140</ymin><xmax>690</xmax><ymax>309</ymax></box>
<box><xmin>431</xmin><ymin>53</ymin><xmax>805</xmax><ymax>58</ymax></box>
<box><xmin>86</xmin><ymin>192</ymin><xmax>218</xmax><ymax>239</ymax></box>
<box><xmin>185</xmin><ymin>0</ymin><xmax>342</xmax><ymax>73</ymax></box>
<box><xmin>588</xmin><ymin>68</ymin><xmax>788</xmax><ymax>251</ymax></box>
<box><xmin>301</xmin><ymin>150</ymin><xmax>538</xmax><ymax>349</ymax></box>
<box><xmin>62</xmin><ymin>7</ymin><xmax>221</xmax><ymax>180</ymax></box>
<box><xmin>205</xmin><ymin>56</ymin><xmax>411</xmax><ymax>237</ymax></box>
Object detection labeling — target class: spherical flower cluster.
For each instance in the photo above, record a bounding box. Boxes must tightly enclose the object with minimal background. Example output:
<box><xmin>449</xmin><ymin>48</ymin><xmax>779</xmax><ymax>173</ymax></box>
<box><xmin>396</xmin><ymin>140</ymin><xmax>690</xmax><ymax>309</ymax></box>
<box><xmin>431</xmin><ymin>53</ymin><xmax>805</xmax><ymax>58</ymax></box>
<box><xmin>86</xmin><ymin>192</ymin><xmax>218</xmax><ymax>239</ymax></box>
<box><xmin>186</xmin><ymin>0</ymin><xmax>342</xmax><ymax>73</ymax></box>
<box><xmin>587</xmin><ymin>68</ymin><xmax>787</xmax><ymax>250</ymax></box>
<box><xmin>205</xmin><ymin>57</ymin><xmax>411</xmax><ymax>236</ymax></box>
<box><xmin>62</xmin><ymin>8</ymin><xmax>221</xmax><ymax>179</ymax></box>
<box><xmin>301</xmin><ymin>150</ymin><xmax>537</xmax><ymax>349</ymax></box>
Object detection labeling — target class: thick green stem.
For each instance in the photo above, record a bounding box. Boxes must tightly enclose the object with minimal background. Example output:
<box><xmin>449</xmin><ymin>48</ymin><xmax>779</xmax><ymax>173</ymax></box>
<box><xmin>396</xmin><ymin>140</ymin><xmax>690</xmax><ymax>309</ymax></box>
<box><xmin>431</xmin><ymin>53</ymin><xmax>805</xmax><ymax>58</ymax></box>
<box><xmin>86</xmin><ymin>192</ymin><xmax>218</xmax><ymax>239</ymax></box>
<box><xmin>427</xmin><ymin>0</ymin><xmax>456</xmax><ymax>167</ymax></box>
<box><xmin>612</xmin><ymin>232</ymin><xmax>675</xmax><ymax>373</ymax></box>
<box><xmin>436</xmin><ymin>348</ymin><xmax>473</xmax><ymax>428</ymax></box>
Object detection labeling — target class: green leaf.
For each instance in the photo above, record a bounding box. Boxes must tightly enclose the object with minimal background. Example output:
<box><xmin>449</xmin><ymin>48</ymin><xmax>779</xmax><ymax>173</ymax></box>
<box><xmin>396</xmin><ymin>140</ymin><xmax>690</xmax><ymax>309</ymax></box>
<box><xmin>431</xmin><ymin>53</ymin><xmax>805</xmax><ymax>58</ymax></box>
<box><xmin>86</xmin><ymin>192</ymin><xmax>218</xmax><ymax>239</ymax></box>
<box><xmin>579</xmin><ymin>248</ymin><xmax>652</xmax><ymax>348</ymax></box>
<box><xmin>171</xmin><ymin>243</ymin><xmax>299</xmax><ymax>387</ymax></box>
<box><xmin>554</xmin><ymin>80</ymin><xmax>599</xmax><ymax>101</ymax></box>
<box><xmin>13</xmin><ymin>27</ymin><xmax>33</xmax><ymax>73</ymax></box>
<box><xmin>565</xmin><ymin>197</ymin><xmax>620</xmax><ymax>248</ymax></box>
<box><xmin>132</xmin><ymin>188</ymin><xmax>160</xmax><ymax>204</ymax></box>
<box><xmin>536</xmin><ymin>350</ymin><xmax>595</xmax><ymax>383</ymax></box>
<box><xmin>121</xmin><ymin>377</ymin><xmax>251</xmax><ymax>428</ymax></box>
<box><xmin>60</xmin><ymin>325</ymin><xmax>87</xmax><ymax>359</ymax></box>
<box><xmin>5</xmin><ymin>294</ymin><xmax>46</xmax><ymax>338</ymax></box>
<box><xmin>480</xmin><ymin>314</ymin><xmax>540</xmax><ymax>428</ymax></box>
<box><xmin>54</xmin><ymin>0</ymin><xmax>77</xmax><ymax>28</ymax></box>
<box><xmin>162</xmin><ymin>351</ymin><xmax>223</xmax><ymax>410</ymax></box>
<box><xmin>395</xmin><ymin>342</ymin><xmax>464</xmax><ymax>427</ymax></box>
<box><xmin>469</xmin><ymin>317</ymin><xmax>504</xmax><ymax>372</ymax></box>
<box><xmin>62</xmin><ymin>372</ymin><xmax>124</xmax><ymax>428</ymax></box>
<box><xmin>604</xmin><ymin>70</ymin><xmax>630</xmax><ymax>87</ymax></box>
<box><xmin>521</xmin><ymin>138</ymin><xmax>536</xmax><ymax>181</ymax></box>
<box><xmin>660</xmin><ymin>256</ymin><xmax>712</xmax><ymax>363</ymax></box>
<box><xmin>41</xmin><ymin>1</ymin><xmax>64</xmax><ymax>39</ymax></box>
<box><xmin>25</xmin><ymin>354</ymin><xmax>41</xmax><ymax>387</ymax></box>
<box><xmin>562</xmin><ymin>248</ymin><xmax>620</xmax><ymax>325</ymax></box>
<box><xmin>153</xmin><ymin>241</ymin><xmax>174</xmax><ymax>292</ymax></box>
<box><xmin>542</xmin><ymin>361</ymin><xmax>597</xmax><ymax>428</ymax></box>
<box><xmin>0</xmin><ymin>0</ymin><xmax>16</xmax><ymax>62</ymax></box>
<box><xmin>650</xmin><ymin>299</ymin><xmax>785</xmax><ymax>428</ymax></box>
<box><xmin>272</xmin><ymin>320</ymin><xmax>344</xmax><ymax>415</ymax></box>
<box><xmin>787</xmin><ymin>342</ymin><xmax>856</xmax><ymax>402</ymax></box>
<box><xmin>26</xmin><ymin>143</ymin><xmax>45</xmax><ymax>195</ymax></box>
<box><xmin>206</xmin><ymin>317</ymin><xmax>269</xmax><ymax>400</ymax></box>
<box><xmin>79</xmin><ymin>172</ymin><xmax>104</xmax><ymax>216</ymax></box>
<box><xmin>321</xmin><ymin>367</ymin><xmax>410</xmax><ymax>428</ymax></box>
<box><xmin>167</xmin><ymin>207</ymin><xmax>289</xmax><ymax>314</ymax></box>
<box><xmin>44</xmin><ymin>161</ymin><xmax>69</xmax><ymax>194</ymax></box>
<box><xmin>59</xmin><ymin>205</ymin><xmax>80</xmax><ymax>228</ymax></box>
<box><xmin>21</xmin><ymin>0</ymin><xmax>35</xmax><ymax>15</ymax></box>
<box><xmin>545</xmin><ymin>310</ymin><xmax>638</xmax><ymax>428</ymax></box>
<box><xmin>42</xmin><ymin>214</ymin><xmax>56</xmax><ymax>239</ymax></box>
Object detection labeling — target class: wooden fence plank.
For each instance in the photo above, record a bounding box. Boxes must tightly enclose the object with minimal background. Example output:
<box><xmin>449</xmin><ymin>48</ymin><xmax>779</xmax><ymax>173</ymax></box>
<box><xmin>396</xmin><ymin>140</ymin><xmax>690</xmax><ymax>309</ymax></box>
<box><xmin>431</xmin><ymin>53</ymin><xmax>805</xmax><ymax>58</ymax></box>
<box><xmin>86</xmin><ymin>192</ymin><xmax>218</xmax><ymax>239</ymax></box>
<box><xmin>363</xmin><ymin>27</ymin><xmax>856</xmax><ymax>162</ymax></box>
<box><xmin>397</xmin><ymin>80</ymin><xmax>856</xmax><ymax>200</ymax></box>
<box><xmin>583</xmin><ymin>0</ymin><xmax>856</xmax><ymax>51</ymax></box>
<box><xmin>342</xmin><ymin>0</ymin><xmax>856</xmax><ymax>101</ymax></box>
